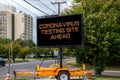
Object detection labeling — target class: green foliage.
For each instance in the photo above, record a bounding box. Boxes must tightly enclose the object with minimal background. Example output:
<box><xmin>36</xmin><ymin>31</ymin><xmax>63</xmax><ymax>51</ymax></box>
<box><xmin>34</xmin><ymin>48</ymin><xmax>50</xmax><ymax>58</ymax></box>
<box><xmin>0</xmin><ymin>38</ymin><xmax>11</xmax><ymax>44</ymax></box>
<box><xmin>62</xmin><ymin>0</ymin><xmax>120</xmax><ymax>75</ymax></box>
<box><xmin>18</xmin><ymin>46</ymin><xmax>31</xmax><ymax>61</ymax></box>
<box><xmin>107</xmin><ymin>33</ymin><xmax>120</xmax><ymax>66</ymax></box>
<box><xmin>0</xmin><ymin>38</ymin><xmax>11</xmax><ymax>57</ymax></box>
<box><xmin>11</xmin><ymin>41</ymin><xmax>20</xmax><ymax>62</ymax></box>
<box><xmin>17</xmin><ymin>39</ymin><xmax>36</xmax><ymax>60</ymax></box>
<box><xmin>74</xmin><ymin>0</ymin><xmax>81</xmax><ymax>3</ymax></box>
<box><xmin>63</xmin><ymin>47</ymin><xmax>76</xmax><ymax>57</ymax></box>
<box><xmin>0</xmin><ymin>38</ymin><xmax>36</xmax><ymax>61</ymax></box>
<box><xmin>0</xmin><ymin>43</ymin><xmax>9</xmax><ymax>57</ymax></box>
<box><xmin>18</xmin><ymin>39</ymin><xmax>35</xmax><ymax>47</ymax></box>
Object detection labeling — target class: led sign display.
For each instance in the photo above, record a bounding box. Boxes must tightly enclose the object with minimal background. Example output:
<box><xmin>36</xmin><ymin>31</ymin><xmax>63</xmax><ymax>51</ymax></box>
<box><xmin>37</xmin><ymin>14</ymin><xmax>83</xmax><ymax>47</ymax></box>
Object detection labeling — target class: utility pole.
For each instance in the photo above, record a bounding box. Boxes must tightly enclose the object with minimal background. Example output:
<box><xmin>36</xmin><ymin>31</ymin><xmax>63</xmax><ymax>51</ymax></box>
<box><xmin>52</xmin><ymin>1</ymin><xmax>66</xmax><ymax>68</ymax></box>
<box><xmin>5</xmin><ymin>44</ymin><xmax>11</xmax><ymax>80</ymax></box>
<box><xmin>52</xmin><ymin>1</ymin><xmax>66</xmax><ymax>15</ymax></box>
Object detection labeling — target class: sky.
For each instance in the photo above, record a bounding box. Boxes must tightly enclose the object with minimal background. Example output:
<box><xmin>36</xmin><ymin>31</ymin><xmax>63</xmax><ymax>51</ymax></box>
<box><xmin>0</xmin><ymin>0</ymin><xmax>73</xmax><ymax>43</ymax></box>
<box><xmin>0</xmin><ymin>0</ymin><xmax>73</xmax><ymax>16</ymax></box>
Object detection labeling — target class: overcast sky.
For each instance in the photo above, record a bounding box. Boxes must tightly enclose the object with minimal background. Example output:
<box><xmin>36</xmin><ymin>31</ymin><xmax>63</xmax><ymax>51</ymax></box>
<box><xmin>0</xmin><ymin>0</ymin><xmax>73</xmax><ymax>16</ymax></box>
<box><xmin>0</xmin><ymin>0</ymin><xmax>73</xmax><ymax>43</ymax></box>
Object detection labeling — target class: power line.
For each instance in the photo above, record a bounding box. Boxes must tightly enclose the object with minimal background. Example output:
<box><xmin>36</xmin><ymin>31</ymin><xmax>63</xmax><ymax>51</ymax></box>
<box><xmin>58</xmin><ymin>0</ymin><xmax>70</xmax><ymax>11</ymax></box>
<box><xmin>11</xmin><ymin>0</ymin><xmax>38</xmax><ymax>16</ymax></box>
<box><xmin>49</xmin><ymin>0</ymin><xmax>58</xmax><ymax>10</ymax></box>
<box><xmin>37</xmin><ymin>0</ymin><xmax>57</xmax><ymax>14</ymax></box>
<box><xmin>65</xmin><ymin>0</ymin><xmax>70</xmax><ymax>7</ymax></box>
<box><xmin>23</xmin><ymin>0</ymin><xmax>49</xmax><ymax>15</ymax></box>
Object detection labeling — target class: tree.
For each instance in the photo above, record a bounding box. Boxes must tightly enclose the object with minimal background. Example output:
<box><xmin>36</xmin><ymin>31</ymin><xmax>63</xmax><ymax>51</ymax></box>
<box><xmin>34</xmin><ymin>48</ymin><xmax>50</xmax><ymax>58</ymax></box>
<box><xmin>0</xmin><ymin>38</ymin><xmax>11</xmax><ymax>58</ymax></box>
<box><xmin>0</xmin><ymin>38</ymin><xmax>11</xmax><ymax>44</ymax></box>
<box><xmin>11</xmin><ymin>41</ymin><xmax>20</xmax><ymax>62</ymax></box>
<box><xmin>18</xmin><ymin>46</ymin><xmax>31</xmax><ymax>61</ymax></box>
<box><xmin>74</xmin><ymin>0</ymin><xmax>80</xmax><ymax>3</ymax></box>
<box><xmin>26</xmin><ymin>39</ymin><xmax>36</xmax><ymax>47</ymax></box>
<box><xmin>0</xmin><ymin>43</ymin><xmax>9</xmax><ymax>58</ymax></box>
<box><xmin>62</xmin><ymin>0</ymin><xmax>120</xmax><ymax>75</ymax></box>
<box><xmin>17</xmin><ymin>39</ymin><xmax>36</xmax><ymax>59</ymax></box>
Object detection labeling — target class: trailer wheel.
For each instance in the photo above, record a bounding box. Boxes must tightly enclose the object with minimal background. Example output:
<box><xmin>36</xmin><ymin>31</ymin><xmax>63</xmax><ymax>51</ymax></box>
<box><xmin>57</xmin><ymin>71</ymin><xmax>70</xmax><ymax>80</ymax></box>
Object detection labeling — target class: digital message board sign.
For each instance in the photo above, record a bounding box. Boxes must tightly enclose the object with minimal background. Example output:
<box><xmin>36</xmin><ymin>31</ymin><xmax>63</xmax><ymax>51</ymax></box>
<box><xmin>37</xmin><ymin>14</ymin><xmax>83</xmax><ymax>47</ymax></box>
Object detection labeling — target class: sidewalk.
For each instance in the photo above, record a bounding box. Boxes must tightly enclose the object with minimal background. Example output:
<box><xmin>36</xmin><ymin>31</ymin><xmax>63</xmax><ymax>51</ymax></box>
<box><xmin>102</xmin><ymin>70</ymin><xmax>120</xmax><ymax>77</ymax></box>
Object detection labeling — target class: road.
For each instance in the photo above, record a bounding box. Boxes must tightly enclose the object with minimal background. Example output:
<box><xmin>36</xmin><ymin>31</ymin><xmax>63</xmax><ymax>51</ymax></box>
<box><xmin>0</xmin><ymin>58</ymin><xmax>120</xmax><ymax>79</ymax></box>
<box><xmin>0</xmin><ymin>58</ymin><xmax>74</xmax><ymax>79</ymax></box>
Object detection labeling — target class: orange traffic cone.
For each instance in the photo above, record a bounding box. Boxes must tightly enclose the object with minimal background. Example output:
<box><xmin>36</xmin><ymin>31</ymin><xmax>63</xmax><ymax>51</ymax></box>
<box><xmin>5</xmin><ymin>73</ymin><xmax>10</xmax><ymax>80</ymax></box>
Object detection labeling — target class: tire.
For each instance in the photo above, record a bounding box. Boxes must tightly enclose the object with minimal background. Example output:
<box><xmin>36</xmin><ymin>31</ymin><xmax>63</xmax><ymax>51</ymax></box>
<box><xmin>57</xmin><ymin>71</ymin><xmax>70</xmax><ymax>80</ymax></box>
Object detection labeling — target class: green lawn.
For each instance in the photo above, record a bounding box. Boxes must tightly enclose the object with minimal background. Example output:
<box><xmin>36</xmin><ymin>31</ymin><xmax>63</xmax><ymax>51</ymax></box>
<box><xmin>65</xmin><ymin>60</ymin><xmax>120</xmax><ymax>70</ymax></box>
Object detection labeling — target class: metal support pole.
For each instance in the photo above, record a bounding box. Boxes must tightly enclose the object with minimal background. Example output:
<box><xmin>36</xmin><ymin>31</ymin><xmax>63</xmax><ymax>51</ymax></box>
<box><xmin>59</xmin><ymin>48</ymin><xmax>63</xmax><ymax>68</ymax></box>
<box><xmin>52</xmin><ymin>1</ymin><xmax>66</xmax><ymax>68</ymax></box>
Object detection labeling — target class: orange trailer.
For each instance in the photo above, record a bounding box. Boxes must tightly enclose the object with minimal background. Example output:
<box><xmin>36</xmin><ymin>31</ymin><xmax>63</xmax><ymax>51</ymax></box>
<box><xmin>14</xmin><ymin>64</ymin><xmax>92</xmax><ymax>80</ymax></box>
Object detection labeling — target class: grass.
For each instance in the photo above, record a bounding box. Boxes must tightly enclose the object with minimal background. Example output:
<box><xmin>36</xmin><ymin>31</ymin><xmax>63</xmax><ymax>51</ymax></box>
<box><xmin>1</xmin><ymin>76</ymin><xmax>120</xmax><ymax>80</ymax></box>
<box><xmin>105</xmin><ymin>66</ymin><xmax>120</xmax><ymax>71</ymax></box>
<box><xmin>64</xmin><ymin>60</ymin><xmax>120</xmax><ymax>70</ymax></box>
<box><xmin>95</xmin><ymin>78</ymin><xmax>120</xmax><ymax>80</ymax></box>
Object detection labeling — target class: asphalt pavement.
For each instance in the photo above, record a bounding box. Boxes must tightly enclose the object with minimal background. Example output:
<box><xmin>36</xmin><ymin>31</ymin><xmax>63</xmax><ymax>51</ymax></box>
<box><xmin>0</xmin><ymin>58</ymin><xmax>120</xmax><ymax>80</ymax></box>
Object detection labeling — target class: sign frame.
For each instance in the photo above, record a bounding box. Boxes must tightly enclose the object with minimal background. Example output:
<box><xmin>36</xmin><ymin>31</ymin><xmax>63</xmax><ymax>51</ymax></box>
<box><xmin>37</xmin><ymin>14</ymin><xmax>83</xmax><ymax>47</ymax></box>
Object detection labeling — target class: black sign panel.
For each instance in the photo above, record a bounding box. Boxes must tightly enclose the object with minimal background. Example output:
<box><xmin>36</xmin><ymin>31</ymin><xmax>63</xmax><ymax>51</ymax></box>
<box><xmin>37</xmin><ymin>14</ymin><xmax>83</xmax><ymax>47</ymax></box>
